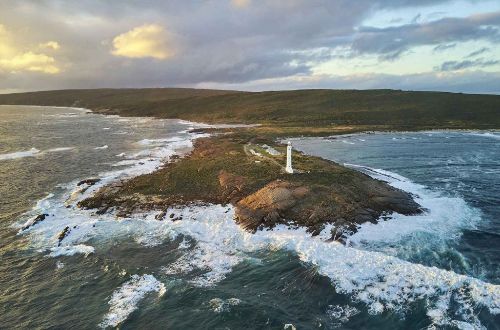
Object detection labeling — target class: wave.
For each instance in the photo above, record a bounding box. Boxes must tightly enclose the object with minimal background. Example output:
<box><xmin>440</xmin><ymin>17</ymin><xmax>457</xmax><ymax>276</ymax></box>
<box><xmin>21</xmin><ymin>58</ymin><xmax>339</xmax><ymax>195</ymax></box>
<box><xmin>99</xmin><ymin>274</ymin><xmax>165</xmax><ymax>328</ymax></box>
<box><xmin>49</xmin><ymin>244</ymin><xmax>95</xmax><ymax>257</ymax></box>
<box><xmin>468</xmin><ymin>132</ymin><xmax>500</xmax><ymax>140</ymax></box>
<box><xmin>344</xmin><ymin>164</ymin><xmax>481</xmax><ymax>246</ymax></box>
<box><xmin>0</xmin><ymin>148</ymin><xmax>40</xmax><ymax>160</ymax></box>
<box><xmin>46</xmin><ymin>147</ymin><xmax>75</xmax><ymax>153</ymax></box>
<box><xmin>14</xmin><ymin>124</ymin><xmax>499</xmax><ymax>328</ymax></box>
<box><xmin>0</xmin><ymin>147</ymin><xmax>75</xmax><ymax>161</ymax></box>
<box><xmin>94</xmin><ymin>145</ymin><xmax>109</xmax><ymax>150</ymax></box>
<box><xmin>209</xmin><ymin>297</ymin><xmax>241</xmax><ymax>313</ymax></box>
<box><xmin>24</xmin><ymin>194</ymin><xmax>496</xmax><ymax>328</ymax></box>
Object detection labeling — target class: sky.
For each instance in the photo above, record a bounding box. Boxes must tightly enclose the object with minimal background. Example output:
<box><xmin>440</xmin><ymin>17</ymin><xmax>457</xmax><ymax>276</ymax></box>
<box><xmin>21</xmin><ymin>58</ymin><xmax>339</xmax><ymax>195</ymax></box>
<box><xmin>0</xmin><ymin>0</ymin><xmax>499</xmax><ymax>94</ymax></box>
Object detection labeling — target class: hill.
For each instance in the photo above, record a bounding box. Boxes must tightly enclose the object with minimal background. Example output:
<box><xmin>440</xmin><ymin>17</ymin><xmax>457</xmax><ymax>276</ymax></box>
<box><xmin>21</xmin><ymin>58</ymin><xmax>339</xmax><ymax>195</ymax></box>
<box><xmin>0</xmin><ymin>88</ymin><xmax>499</xmax><ymax>131</ymax></box>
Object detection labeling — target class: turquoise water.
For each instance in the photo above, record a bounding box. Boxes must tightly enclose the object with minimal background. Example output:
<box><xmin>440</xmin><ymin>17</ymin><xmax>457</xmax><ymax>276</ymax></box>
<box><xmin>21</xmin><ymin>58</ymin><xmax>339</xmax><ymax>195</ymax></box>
<box><xmin>0</xmin><ymin>106</ymin><xmax>499</xmax><ymax>329</ymax></box>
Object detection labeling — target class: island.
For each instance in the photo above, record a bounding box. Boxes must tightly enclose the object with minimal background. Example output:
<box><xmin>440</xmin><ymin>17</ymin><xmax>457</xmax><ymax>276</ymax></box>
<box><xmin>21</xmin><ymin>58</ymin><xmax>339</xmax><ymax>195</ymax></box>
<box><xmin>1</xmin><ymin>88</ymin><xmax>499</xmax><ymax>241</ymax></box>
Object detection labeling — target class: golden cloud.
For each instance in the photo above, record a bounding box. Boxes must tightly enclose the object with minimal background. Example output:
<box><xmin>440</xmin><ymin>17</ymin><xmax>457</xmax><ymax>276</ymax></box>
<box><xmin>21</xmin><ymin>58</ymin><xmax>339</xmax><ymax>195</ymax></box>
<box><xmin>0</xmin><ymin>25</ymin><xmax>61</xmax><ymax>74</ymax></box>
<box><xmin>0</xmin><ymin>52</ymin><xmax>60</xmax><ymax>74</ymax></box>
<box><xmin>112</xmin><ymin>24</ymin><xmax>175</xmax><ymax>60</ymax></box>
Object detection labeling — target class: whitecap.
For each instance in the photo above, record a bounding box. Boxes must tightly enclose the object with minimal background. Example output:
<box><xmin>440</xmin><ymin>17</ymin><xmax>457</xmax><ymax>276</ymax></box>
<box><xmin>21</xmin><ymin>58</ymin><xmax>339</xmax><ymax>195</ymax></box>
<box><xmin>0</xmin><ymin>148</ymin><xmax>40</xmax><ymax>161</ymax></box>
<box><xmin>46</xmin><ymin>147</ymin><xmax>75</xmax><ymax>153</ymax></box>
<box><xmin>468</xmin><ymin>132</ymin><xmax>500</xmax><ymax>140</ymax></box>
<box><xmin>326</xmin><ymin>304</ymin><xmax>360</xmax><ymax>327</ymax></box>
<box><xmin>48</xmin><ymin>244</ymin><xmax>95</xmax><ymax>257</ymax></box>
<box><xmin>99</xmin><ymin>274</ymin><xmax>165</xmax><ymax>328</ymax></box>
<box><xmin>209</xmin><ymin>297</ymin><xmax>241</xmax><ymax>313</ymax></box>
<box><xmin>345</xmin><ymin>165</ymin><xmax>481</xmax><ymax>246</ymax></box>
<box><xmin>95</xmin><ymin>145</ymin><xmax>109</xmax><ymax>150</ymax></box>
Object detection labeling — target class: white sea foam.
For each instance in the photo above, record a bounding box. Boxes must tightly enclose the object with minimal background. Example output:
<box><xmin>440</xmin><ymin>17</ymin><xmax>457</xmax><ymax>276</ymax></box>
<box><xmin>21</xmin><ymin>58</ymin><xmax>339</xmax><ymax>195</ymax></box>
<box><xmin>344</xmin><ymin>164</ymin><xmax>481</xmax><ymax>246</ymax></box>
<box><xmin>60</xmin><ymin>203</ymin><xmax>493</xmax><ymax>328</ymax></box>
<box><xmin>46</xmin><ymin>147</ymin><xmax>74</xmax><ymax>153</ymax></box>
<box><xmin>326</xmin><ymin>305</ymin><xmax>360</xmax><ymax>327</ymax></box>
<box><xmin>16</xmin><ymin>122</ymin><xmax>500</xmax><ymax>328</ymax></box>
<box><xmin>468</xmin><ymin>132</ymin><xmax>500</xmax><ymax>140</ymax></box>
<box><xmin>137</xmin><ymin>205</ymin><xmax>498</xmax><ymax>328</ymax></box>
<box><xmin>209</xmin><ymin>297</ymin><xmax>241</xmax><ymax>313</ymax></box>
<box><xmin>48</xmin><ymin>244</ymin><xmax>95</xmax><ymax>257</ymax></box>
<box><xmin>95</xmin><ymin>145</ymin><xmax>109</xmax><ymax>150</ymax></box>
<box><xmin>137</xmin><ymin>137</ymin><xmax>185</xmax><ymax>146</ymax></box>
<box><xmin>99</xmin><ymin>274</ymin><xmax>165</xmax><ymax>328</ymax></box>
<box><xmin>19</xmin><ymin>181</ymin><xmax>500</xmax><ymax>329</ymax></box>
<box><xmin>0</xmin><ymin>147</ymin><xmax>75</xmax><ymax>161</ymax></box>
<box><xmin>0</xmin><ymin>148</ymin><xmax>40</xmax><ymax>160</ymax></box>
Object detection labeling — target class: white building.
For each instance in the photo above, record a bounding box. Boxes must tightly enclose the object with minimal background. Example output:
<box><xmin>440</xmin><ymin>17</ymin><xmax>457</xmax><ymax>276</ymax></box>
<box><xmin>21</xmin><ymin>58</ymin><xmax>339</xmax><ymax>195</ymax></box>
<box><xmin>285</xmin><ymin>141</ymin><xmax>294</xmax><ymax>174</ymax></box>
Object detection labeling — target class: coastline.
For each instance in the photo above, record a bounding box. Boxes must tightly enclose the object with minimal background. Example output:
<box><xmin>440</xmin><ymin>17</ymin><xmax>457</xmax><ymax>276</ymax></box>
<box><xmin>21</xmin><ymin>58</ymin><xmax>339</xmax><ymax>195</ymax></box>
<box><xmin>74</xmin><ymin>120</ymin><xmax>423</xmax><ymax>240</ymax></box>
<box><xmin>3</xmin><ymin>104</ymin><xmax>500</xmax><ymax>329</ymax></box>
<box><xmin>4</xmin><ymin>104</ymin><xmax>497</xmax><ymax>242</ymax></box>
<box><xmin>6</xmin><ymin>103</ymin><xmax>496</xmax><ymax>241</ymax></box>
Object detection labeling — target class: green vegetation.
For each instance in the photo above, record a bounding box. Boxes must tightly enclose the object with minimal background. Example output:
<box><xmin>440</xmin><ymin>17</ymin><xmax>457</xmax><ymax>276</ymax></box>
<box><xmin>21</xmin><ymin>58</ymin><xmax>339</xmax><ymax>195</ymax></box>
<box><xmin>0</xmin><ymin>88</ymin><xmax>499</xmax><ymax>131</ymax></box>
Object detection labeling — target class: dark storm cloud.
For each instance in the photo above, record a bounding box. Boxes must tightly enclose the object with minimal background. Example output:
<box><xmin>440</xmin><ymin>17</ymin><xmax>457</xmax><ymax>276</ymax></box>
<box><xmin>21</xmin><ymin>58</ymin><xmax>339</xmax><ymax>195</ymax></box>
<box><xmin>352</xmin><ymin>11</ymin><xmax>500</xmax><ymax>59</ymax></box>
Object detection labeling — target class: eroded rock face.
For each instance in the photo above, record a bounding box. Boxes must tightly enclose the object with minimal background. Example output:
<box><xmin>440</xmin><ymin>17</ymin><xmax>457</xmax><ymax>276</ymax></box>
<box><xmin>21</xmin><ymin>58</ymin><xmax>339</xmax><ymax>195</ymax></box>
<box><xmin>234</xmin><ymin>178</ymin><xmax>423</xmax><ymax>239</ymax></box>
<box><xmin>235</xmin><ymin>180</ymin><xmax>310</xmax><ymax>231</ymax></box>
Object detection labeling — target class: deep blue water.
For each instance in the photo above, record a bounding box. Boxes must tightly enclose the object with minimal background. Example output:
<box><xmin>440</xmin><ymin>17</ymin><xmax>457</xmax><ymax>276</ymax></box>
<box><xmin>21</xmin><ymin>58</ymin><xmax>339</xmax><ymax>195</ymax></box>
<box><xmin>0</xmin><ymin>106</ymin><xmax>499</xmax><ymax>329</ymax></box>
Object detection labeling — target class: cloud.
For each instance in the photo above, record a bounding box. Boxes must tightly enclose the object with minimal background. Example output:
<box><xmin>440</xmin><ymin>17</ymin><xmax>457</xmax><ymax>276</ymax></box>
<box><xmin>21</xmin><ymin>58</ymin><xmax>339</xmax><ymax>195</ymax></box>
<box><xmin>436</xmin><ymin>58</ymin><xmax>499</xmax><ymax>71</ymax></box>
<box><xmin>352</xmin><ymin>11</ymin><xmax>500</xmax><ymax>60</ymax></box>
<box><xmin>433</xmin><ymin>43</ymin><xmax>456</xmax><ymax>52</ymax></box>
<box><xmin>466</xmin><ymin>47</ymin><xmax>490</xmax><ymax>58</ymax></box>
<box><xmin>0</xmin><ymin>24</ymin><xmax>15</xmax><ymax>57</ymax></box>
<box><xmin>0</xmin><ymin>1</ymin><xmax>499</xmax><ymax>92</ymax></box>
<box><xmin>112</xmin><ymin>24</ymin><xmax>175</xmax><ymax>60</ymax></box>
<box><xmin>0</xmin><ymin>25</ymin><xmax>60</xmax><ymax>74</ymax></box>
<box><xmin>39</xmin><ymin>41</ymin><xmax>60</xmax><ymax>50</ymax></box>
<box><xmin>0</xmin><ymin>51</ymin><xmax>60</xmax><ymax>74</ymax></box>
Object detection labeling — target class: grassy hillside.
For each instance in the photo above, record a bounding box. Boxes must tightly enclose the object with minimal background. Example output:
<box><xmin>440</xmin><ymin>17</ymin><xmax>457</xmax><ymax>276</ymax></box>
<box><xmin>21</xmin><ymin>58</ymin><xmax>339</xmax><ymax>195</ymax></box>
<box><xmin>0</xmin><ymin>88</ymin><xmax>499</xmax><ymax>130</ymax></box>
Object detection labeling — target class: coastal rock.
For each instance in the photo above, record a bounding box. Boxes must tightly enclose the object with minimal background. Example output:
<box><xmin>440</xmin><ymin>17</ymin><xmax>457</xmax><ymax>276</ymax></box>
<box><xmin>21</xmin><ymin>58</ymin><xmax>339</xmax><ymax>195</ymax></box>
<box><xmin>235</xmin><ymin>181</ymin><xmax>309</xmax><ymax>231</ymax></box>
<box><xmin>57</xmin><ymin>226</ymin><xmax>71</xmax><ymax>246</ymax></box>
<box><xmin>77</xmin><ymin>178</ymin><xmax>101</xmax><ymax>187</ymax></box>
<box><xmin>22</xmin><ymin>213</ymin><xmax>49</xmax><ymax>231</ymax></box>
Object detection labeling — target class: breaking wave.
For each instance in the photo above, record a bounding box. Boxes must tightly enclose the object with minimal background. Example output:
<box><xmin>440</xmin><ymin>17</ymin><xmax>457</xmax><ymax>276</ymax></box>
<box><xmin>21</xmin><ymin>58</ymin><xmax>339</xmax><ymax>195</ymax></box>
<box><xmin>0</xmin><ymin>148</ymin><xmax>40</xmax><ymax>160</ymax></box>
<box><xmin>99</xmin><ymin>274</ymin><xmax>165</xmax><ymax>328</ymax></box>
<box><xmin>13</xmin><ymin>127</ymin><xmax>499</xmax><ymax>329</ymax></box>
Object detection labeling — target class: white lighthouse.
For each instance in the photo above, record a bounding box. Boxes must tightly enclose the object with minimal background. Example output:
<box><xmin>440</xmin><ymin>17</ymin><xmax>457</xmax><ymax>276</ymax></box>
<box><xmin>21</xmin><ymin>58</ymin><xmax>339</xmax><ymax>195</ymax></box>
<box><xmin>285</xmin><ymin>141</ymin><xmax>294</xmax><ymax>174</ymax></box>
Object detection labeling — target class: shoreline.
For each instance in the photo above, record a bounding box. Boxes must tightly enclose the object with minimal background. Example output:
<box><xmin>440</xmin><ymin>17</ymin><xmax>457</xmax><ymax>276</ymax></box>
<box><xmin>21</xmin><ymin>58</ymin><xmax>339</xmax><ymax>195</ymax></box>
<box><xmin>3</xmin><ymin>103</ymin><xmax>495</xmax><ymax>241</ymax></box>
<box><xmin>5</xmin><ymin>104</ymin><xmax>500</xmax><ymax>329</ymax></box>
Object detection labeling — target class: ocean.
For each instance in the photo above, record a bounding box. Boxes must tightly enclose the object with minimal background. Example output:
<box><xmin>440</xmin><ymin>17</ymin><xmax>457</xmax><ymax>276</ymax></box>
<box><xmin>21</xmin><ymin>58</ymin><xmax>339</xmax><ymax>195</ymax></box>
<box><xmin>0</xmin><ymin>105</ymin><xmax>498</xmax><ymax>329</ymax></box>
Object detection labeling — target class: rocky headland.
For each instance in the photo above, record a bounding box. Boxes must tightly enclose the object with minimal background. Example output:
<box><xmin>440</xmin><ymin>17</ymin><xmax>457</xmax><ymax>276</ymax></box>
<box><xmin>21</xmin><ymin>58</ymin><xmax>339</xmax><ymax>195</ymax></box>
<box><xmin>78</xmin><ymin>132</ymin><xmax>423</xmax><ymax>242</ymax></box>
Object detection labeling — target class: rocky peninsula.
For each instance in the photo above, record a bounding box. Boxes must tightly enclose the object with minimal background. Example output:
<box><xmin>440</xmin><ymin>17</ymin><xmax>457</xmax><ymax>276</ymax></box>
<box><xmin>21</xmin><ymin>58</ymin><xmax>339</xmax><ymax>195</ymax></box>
<box><xmin>79</xmin><ymin>132</ymin><xmax>422</xmax><ymax>241</ymax></box>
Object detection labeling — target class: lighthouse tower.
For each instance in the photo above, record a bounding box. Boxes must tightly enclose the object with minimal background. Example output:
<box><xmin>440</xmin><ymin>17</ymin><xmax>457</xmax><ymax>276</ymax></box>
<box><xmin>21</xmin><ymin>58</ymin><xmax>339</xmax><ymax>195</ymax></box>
<box><xmin>285</xmin><ymin>141</ymin><xmax>294</xmax><ymax>174</ymax></box>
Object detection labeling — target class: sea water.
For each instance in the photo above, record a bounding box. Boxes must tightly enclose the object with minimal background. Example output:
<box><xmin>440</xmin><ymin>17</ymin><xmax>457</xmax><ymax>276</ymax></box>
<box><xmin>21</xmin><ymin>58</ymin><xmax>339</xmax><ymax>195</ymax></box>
<box><xmin>0</xmin><ymin>106</ymin><xmax>498</xmax><ymax>329</ymax></box>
